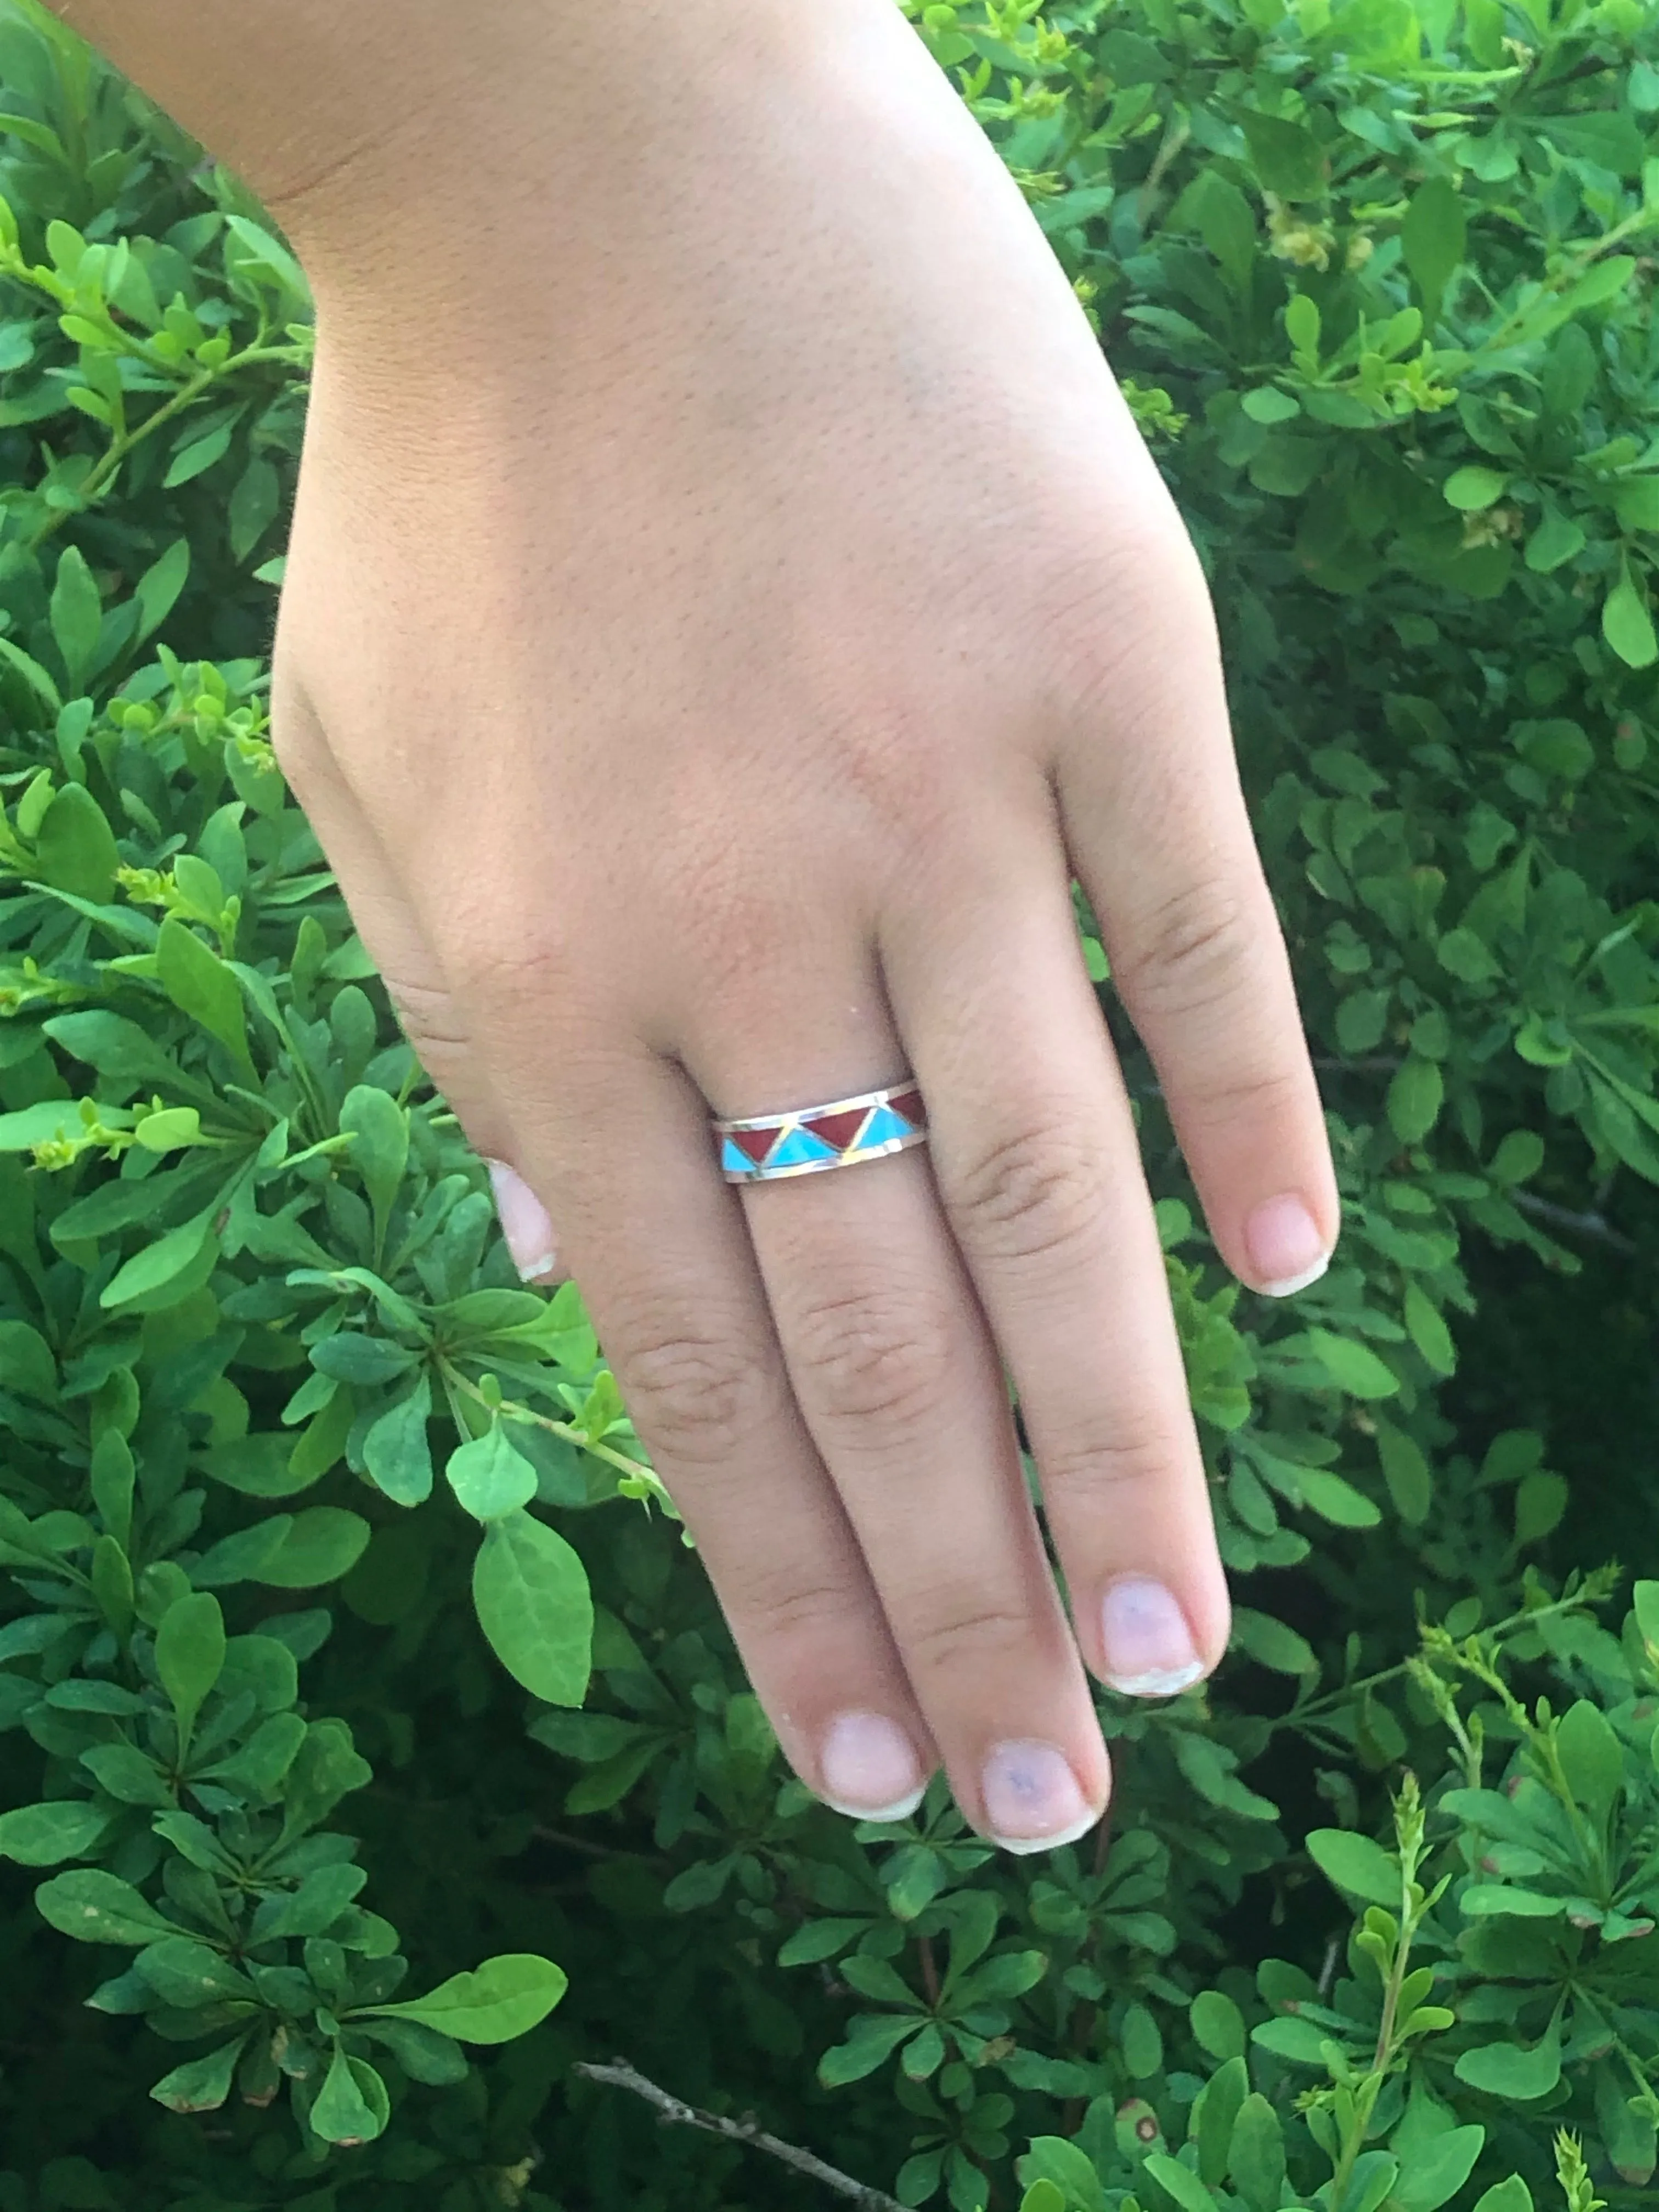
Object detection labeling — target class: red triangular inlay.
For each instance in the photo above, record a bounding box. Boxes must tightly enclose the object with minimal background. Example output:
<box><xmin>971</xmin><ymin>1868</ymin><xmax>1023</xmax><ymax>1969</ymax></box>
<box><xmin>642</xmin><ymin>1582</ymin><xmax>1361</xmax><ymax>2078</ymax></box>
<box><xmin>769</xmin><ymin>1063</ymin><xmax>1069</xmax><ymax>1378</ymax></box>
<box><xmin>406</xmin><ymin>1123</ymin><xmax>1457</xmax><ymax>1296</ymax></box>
<box><xmin>726</xmin><ymin>1123</ymin><xmax>778</xmax><ymax>1166</ymax></box>
<box><xmin>887</xmin><ymin>1089</ymin><xmax>924</xmax><ymax>1127</ymax></box>
<box><xmin>801</xmin><ymin>1107</ymin><xmax>871</xmax><ymax>1151</ymax></box>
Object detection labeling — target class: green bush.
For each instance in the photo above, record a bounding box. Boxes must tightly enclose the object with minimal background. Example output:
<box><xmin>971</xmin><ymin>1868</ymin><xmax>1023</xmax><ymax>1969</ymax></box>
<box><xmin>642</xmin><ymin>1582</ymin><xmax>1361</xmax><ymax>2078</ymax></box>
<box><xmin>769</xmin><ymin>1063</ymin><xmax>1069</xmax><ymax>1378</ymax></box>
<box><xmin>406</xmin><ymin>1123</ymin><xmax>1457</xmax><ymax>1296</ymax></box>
<box><xmin>0</xmin><ymin>0</ymin><xmax>1656</xmax><ymax>2206</ymax></box>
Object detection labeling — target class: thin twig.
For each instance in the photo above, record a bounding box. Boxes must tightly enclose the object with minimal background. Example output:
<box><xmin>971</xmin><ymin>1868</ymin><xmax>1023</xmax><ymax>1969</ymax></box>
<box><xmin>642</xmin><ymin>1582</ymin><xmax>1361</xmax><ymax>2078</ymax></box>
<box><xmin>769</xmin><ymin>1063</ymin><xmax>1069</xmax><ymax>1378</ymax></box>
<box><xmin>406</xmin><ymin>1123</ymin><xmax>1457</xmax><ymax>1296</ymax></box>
<box><xmin>1318</xmin><ymin>1934</ymin><xmax>1342</xmax><ymax>2002</ymax></box>
<box><xmin>1509</xmin><ymin>1189</ymin><xmax>1635</xmax><ymax>1254</ymax></box>
<box><xmin>917</xmin><ymin>1933</ymin><xmax>940</xmax><ymax>2008</ymax></box>
<box><xmin>532</xmin><ymin>1825</ymin><xmax>632</xmax><ymax>1860</ymax></box>
<box><xmin>572</xmin><ymin>2058</ymin><xmax>909</xmax><ymax>2211</ymax></box>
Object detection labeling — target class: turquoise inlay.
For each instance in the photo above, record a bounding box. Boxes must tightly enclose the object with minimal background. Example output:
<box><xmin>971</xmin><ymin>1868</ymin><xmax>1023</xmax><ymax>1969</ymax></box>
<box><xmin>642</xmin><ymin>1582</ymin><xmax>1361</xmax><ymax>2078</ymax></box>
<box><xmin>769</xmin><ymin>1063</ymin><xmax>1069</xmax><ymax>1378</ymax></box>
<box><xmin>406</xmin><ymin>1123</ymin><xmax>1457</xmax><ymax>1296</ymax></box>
<box><xmin>721</xmin><ymin>1137</ymin><xmax>758</xmax><ymax>1175</ymax></box>
<box><xmin>766</xmin><ymin>1126</ymin><xmax>839</xmax><ymax>1169</ymax></box>
<box><xmin>857</xmin><ymin>1105</ymin><xmax>914</xmax><ymax>1150</ymax></box>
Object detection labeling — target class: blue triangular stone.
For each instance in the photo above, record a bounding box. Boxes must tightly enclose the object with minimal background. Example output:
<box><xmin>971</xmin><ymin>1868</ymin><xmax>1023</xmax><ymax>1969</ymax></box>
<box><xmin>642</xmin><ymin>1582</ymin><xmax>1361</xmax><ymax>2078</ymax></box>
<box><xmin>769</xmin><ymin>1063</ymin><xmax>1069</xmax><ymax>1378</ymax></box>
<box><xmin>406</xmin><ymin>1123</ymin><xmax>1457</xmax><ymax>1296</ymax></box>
<box><xmin>766</xmin><ymin>1126</ymin><xmax>839</xmax><ymax>1169</ymax></box>
<box><xmin>721</xmin><ymin>1137</ymin><xmax>759</xmax><ymax>1175</ymax></box>
<box><xmin>859</xmin><ymin>1105</ymin><xmax>913</xmax><ymax>1149</ymax></box>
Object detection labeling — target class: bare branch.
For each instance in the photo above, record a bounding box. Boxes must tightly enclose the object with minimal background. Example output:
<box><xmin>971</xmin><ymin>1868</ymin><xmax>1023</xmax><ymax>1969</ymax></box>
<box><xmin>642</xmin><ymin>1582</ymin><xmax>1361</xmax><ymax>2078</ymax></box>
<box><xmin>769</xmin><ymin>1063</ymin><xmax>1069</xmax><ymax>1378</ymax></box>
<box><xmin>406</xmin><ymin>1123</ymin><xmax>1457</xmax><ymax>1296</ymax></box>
<box><xmin>1510</xmin><ymin>1189</ymin><xmax>1636</xmax><ymax>1254</ymax></box>
<box><xmin>572</xmin><ymin>2057</ymin><xmax>909</xmax><ymax>2211</ymax></box>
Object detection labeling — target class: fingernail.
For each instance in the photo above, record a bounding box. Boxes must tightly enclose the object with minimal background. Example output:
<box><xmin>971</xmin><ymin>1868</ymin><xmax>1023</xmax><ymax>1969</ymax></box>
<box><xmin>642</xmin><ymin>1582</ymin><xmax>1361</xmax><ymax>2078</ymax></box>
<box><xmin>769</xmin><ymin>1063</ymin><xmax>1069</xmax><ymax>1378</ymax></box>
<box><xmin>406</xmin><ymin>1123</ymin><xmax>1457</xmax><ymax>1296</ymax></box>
<box><xmin>485</xmin><ymin>1159</ymin><xmax>562</xmax><ymax>1283</ymax></box>
<box><xmin>1100</xmin><ymin>1577</ymin><xmax>1205</xmax><ymax>1698</ymax></box>
<box><xmin>980</xmin><ymin>1740</ymin><xmax>1098</xmax><ymax>1854</ymax></box>
<box><xmin>1245</xmin><ymin>1193</ymin><xmax>1330</xmax><ymax>1297</ymax></box>
<box><xmin>819</xmin><ymin>1711</ymin><xmax>927</xmax><ymax>1821</ymax></box>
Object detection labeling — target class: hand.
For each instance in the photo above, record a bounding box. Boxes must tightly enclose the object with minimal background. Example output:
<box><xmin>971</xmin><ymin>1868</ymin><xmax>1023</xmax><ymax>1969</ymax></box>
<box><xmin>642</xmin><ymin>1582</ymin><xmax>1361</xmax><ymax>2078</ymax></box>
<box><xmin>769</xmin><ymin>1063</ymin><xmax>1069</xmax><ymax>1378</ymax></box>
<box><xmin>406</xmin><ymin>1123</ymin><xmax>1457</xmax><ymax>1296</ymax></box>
<box><xmin>268</xmin><ymin>0</ymin><xmax>1339</xmax><ymax>1851</ymax></box>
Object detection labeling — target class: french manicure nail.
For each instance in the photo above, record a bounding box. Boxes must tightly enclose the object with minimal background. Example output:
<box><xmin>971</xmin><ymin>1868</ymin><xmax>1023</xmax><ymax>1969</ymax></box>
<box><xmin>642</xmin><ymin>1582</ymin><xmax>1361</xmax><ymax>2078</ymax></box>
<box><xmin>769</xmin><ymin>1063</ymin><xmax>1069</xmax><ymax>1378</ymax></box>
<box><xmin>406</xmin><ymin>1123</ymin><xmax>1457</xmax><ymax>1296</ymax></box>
<box><xmin>980</xmin><ymin>1739</ymin><xmax>1099</xmax><ymax>1854</ymax></box>
<box><xmin>484</xmin><ymin>1159</ymin><xmax>562</xmax><ymax>1283</ymax></box>
<box><xmin>1100</xmin><ymin>1577</ymin><xmax>1205</xmax><ymax>1698</ymax></box>
<box><xmin>819</xmin><ymin>1711</ymin><xmax>927</xmax><ymax>1821</ymax></box>
<box><xmin>1245</xmin><ymin>1192</ymin><xmax>1331</xmax><ymax>1297</ymax></box>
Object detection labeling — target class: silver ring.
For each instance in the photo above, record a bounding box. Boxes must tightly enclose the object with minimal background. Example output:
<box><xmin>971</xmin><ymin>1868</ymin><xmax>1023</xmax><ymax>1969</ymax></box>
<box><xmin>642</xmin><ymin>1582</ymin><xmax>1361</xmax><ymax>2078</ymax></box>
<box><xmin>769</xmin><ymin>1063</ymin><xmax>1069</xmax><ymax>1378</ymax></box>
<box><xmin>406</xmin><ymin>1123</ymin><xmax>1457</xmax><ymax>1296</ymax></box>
<box><xmin>713</xmin><ymin>1077</ymin><xmax>929</xmax><ymax>1183</ymax></box>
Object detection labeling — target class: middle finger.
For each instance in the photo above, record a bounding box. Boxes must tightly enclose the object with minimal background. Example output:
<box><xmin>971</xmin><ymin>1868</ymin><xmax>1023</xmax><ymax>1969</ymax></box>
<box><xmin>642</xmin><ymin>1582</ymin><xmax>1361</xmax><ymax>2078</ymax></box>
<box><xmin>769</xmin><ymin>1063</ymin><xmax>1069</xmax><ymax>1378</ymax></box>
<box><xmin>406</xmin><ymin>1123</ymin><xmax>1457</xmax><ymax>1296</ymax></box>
<box><xmin>695</xmin><ymin>984</ymin><xmax>1113</xmax><ymax>1855</ymax></box>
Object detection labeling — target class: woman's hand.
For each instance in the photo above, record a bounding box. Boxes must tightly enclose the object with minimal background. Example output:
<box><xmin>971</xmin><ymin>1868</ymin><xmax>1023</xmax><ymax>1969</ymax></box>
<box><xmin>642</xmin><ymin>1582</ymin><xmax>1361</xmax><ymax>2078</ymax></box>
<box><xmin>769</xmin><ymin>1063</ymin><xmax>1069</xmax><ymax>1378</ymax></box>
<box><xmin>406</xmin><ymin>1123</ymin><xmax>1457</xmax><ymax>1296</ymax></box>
<box><xmin>268</xmin><ymin>0</ymin><xmax>1339</xmax><ymax>1850</ymax></box>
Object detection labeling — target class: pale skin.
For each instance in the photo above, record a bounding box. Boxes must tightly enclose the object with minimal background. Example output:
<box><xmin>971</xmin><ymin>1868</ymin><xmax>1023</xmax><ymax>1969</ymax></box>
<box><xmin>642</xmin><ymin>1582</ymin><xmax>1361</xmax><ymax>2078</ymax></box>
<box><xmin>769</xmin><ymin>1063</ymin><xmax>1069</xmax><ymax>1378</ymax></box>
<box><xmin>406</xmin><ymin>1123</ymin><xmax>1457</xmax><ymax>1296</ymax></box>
<box><xmin>57</xmin><ymin>0</ymin><xmax>1340</xmax><ymax>1850</ymax></box>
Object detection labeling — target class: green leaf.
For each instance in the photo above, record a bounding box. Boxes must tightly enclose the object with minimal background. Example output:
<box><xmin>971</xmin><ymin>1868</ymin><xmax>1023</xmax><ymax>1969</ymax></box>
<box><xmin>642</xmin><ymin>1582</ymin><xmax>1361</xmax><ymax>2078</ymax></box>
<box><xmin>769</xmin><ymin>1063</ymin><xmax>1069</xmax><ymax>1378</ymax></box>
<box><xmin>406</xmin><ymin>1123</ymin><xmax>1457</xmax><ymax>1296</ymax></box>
<box><xmin>199</xmin><ymin>1429</ymin><xmax>325</xmax><ymax>1498</ymax></box>
<box><xmin>1020</xmin><ymin>2186</ymin><xmax>1065</xmax><ymax>2212</ymax></box>
<box><xmin>445</xmin><ymin>1424</ymin><xmax>539</xmax><ymax>1521</ymax></box>
<box><xmin>1369</xmin><ymin>1417</ymin><xmax>1429</xmax><ymax>1523</ymax></box>
<box><xmin>818</xmin><ymin>2011</ymin><xmax>922</xmax><ymax>2087</ymax></box>
<box><xmin>1514</xmin><ymin>1470</ymin><xmax>1568</xmax><ymax>1546</ymax></box>
<box><xmin>1403</xmin><ymin>1282</ymin><xmax>1455</xmax><ymax>1375</ymax></box>
<box><xmin>1285</xmin><ymin>292</ymin><xmax>1321</xmax><ymax>358</ymax></box>
<box><xmin>309</xmin><ymin>2043</ymin><xmax>386</xmax><ymax>2146</ymax></box>
<box><xmin>155</xmin><ymin>1590</ymin><xmax>225</xmax><ymax>1747</ymax></box>
<box><xmin>0</xmin><ymin>635</ymin><xmax>63</xmax><ymax>716</ymax></box>
<box><xmin>1387</xmin><ymin>1056</ymin><xmax>1444</xmax><ymax>1144</ymax></box>
<box><xmin>133</xmin><ymin>536</ymin><xmax>189</xmax><ymax>644</ymax></box>
<box><xmin>1231</xmin><ymin>1609</ymin><xmax>1317</xmax><ymax>1677</ymax></box>
<box><xmin>340</xmin><ymin>1085</ymin><xmax>408</xmax><ymax>1256</ymax></box>
<box><xmin>225</xmin><ymin>213</ymin><xmax>311</xmax><ymax>301</ymax></box>
<box><xmin>472</xmin><ymin>1509</ymin><xmax>592</xmax><ymax>1705</ymax></box>
<box><xmin>157</xmin><ymin>916</ymin><xmax>253</xmax><ymax>1073</ymax></box>
<box><xmin>1228</xmin><ymin>2095</ymin><xmax>1285</xmax><ymax>2212</ymax></box>
<box><xmin>134</xmin><ymin>1935</ymin><xmax>255</xmax><ymax>2007</ymax></box>
<box><xmin>0</xmin><ymin>1318</ymin><xmax>55</xmax><ymax>1401</ymax></box>
<box><xmin>1122</xmin><ymin>2000</ymin><xmax>1163</xmax><ymax>2078</ymax></box>
<box><xmin>150</xmin><ymin>2036</ymin><xmax>247</xmax><ymax>2115</ymax></box>
<box><xmin>1190</xmin><ymin>1989</ymin><xmax>1246</xmax><ymax>2063</ymax></box>
<box><xmin>35</xmin><ymin>1868</ymin><xmax>178</xmax><ymax>1945</ymax></box>
<box><xmin>1523</xmin><ymin>510</ymin><xmax>1585</xmax><ymax>574</ymax></box>
<box><xmin>163</xmin><ymin>420</ymin><xmax>233</xmax><ymax>488</ymax></box>
<box><xmin>354</xmin><ymin>2016</ymin><xmax>468</xmax><ymax>2086</ymax></box>
<box><xmin>364</xmin><ymin>1373</ymin><xmax>434</xmax><ymax>1506</ymax></box>
<box><xmin>1142</xmin><ymin>2152</ymin><xmax>1220</xmax><ymax>2212</ymax></box>
<box><xmin>1614</xmin><ymin>479</ymin><xmax>1659</xmax><ymax>534</ymax></box>
<box><xmin>1238</xmin><ymin>110</ymin><xmax>1325</xmax><ymax>199</ymax></box>
<box><xmin>1554</xmin><ymin>1700</ymin><xmax>1623</xmax><ymax>1826</ymax></box>
<box><xmin>1454</xmin><ymin>2022</ymin><xmax>1561</xmax><ymax>2099</ymax></box>
<box><xmin>227</xmin><ymin>453</ymin><xmax>280</xmax><ymax>563</ymax></box>
<box><xmin>1305</xmin><ymin>1329</ymin><xmax>1401</xmax><ymax>1402</ymax></box>
<box><xmin>49</xmin><ymin>544</ymin><xmax>101</xmax><ymax>691</ymax></box>
<box><xmin>355</xmin><ymin>1952</ymin><xmax>567</xmax><ymax>2042</ymax></box>
<box><xmin>34</xmin><ymin>781</ymin><xmax>119</xmax><ymax>904</ymax></box>
<box><xmin>1603</xmin><ymin>566</ymin><xmax>1658</xmax><ymax>669</ymax></box>
<box><xmin>1243</xmin><ymin>385</ymin><xmax>1300</xmax><ymax>424</ymax></box>
<box><xmin>100</xmin><ymin>1206</ymin><xmax>218</xmax><ymax>1311</ymax></box>
<box><xmin>0</xmin><ymin>1800</ymin><xmax>111</xmax><ymax>1865</ymax></box>
<box><xmin>80</xmin><ymin>1743</ymin><xmax>172</xmax><ymax>1809</ymax></box>
<box><xmin>1470</xmin><ymin>2183</ymin><xmax>1531</xmax><ymax>2212</ymax></box>
<box><xmin>1252</xmin><ymin>2014</ymin><xmax>1337</xmax><ymax>2064</ymax></box>
<box><xmin>249</xmin><ymin>1507</ymin><xmax>370</xmax><ymax>1588</ymax></box>
<box><xmin>1307</xmin><ymin>1829</ymin><xmax>1400</xmax><ymax>1908</ymax></box>
<box><xmin>308</xmin><ymin>1332</ymin><xmax>415</xmax><ymax>1386</ymax></box>
<box><xmin>1635</xmin><ymin>1579</ymin><xmax>1659</xmax><ymax>1660</ymax></box>
<box><xmin>1488</xmin><ymin>1130</ymin><xmax>1544</xmax><ymax>1185</ymax></box>
<box><xmin>1390</xmin><ymin>2125</ymin><xmax>1485</xmax><ymax>2212</ymax></box>
<box><xmin>1436</xmin><ymin>927</ymin><xmax>1500</xmax><ymax>983</ymax></box>
<box><xmin>1401</xmin><ymin>177</ymin><xmax>1466</xmax><ymax>317</ymax></box>
<box><xmin>1186</xmin><ymin>171</ymin><xmax>1256</xmax><ymax>291</ymax></box>
<box><xmin>1443</xmin><ymin>466</ymin><xmax>1508</xmax><ymax>512</ymax></box>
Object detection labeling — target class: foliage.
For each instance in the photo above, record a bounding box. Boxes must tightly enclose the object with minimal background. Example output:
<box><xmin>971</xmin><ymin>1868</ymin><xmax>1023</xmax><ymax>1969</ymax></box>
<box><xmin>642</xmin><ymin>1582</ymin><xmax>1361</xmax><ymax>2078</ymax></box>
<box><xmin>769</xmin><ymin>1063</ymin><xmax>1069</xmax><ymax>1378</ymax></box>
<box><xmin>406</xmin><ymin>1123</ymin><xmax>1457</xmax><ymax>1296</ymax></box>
<box><xmin>0</xmin><ymin>0</ymin><xmax>1655</xmax><ymax>2207</ymax></box>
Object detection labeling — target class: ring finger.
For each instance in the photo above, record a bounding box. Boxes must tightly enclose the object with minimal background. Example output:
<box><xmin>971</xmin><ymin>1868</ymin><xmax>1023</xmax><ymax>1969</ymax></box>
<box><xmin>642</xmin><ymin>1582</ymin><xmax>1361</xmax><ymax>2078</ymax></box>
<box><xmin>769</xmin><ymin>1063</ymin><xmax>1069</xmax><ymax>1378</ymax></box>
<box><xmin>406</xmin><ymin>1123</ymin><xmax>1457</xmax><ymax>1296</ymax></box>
<box><xmin>687</xmin><ymin>966</ymin><xmax>1114</xmax><ymax>1855</ymax></box>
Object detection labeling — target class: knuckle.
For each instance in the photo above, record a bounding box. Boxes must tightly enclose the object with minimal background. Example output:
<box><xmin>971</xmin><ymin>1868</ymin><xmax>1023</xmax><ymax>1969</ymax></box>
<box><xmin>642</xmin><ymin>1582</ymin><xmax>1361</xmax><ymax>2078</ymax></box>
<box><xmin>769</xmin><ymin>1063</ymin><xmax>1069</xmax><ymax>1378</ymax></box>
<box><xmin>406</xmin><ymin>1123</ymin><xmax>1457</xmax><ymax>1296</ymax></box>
<box><xmin>732</xmin><ymin>1563</ymin><xmax>864</xmax><ymax>1649</ymax></box>
<box><xmin>944</xmin><ymin>1115</ymin><xmax>1108</xmax><ymax>1267</ymax></box>
<box><xmin>1037</xmin><ymin>1419</ymin><xmax>1189</xmax><ymax>1502</ymax></box>
<box><xmin>617</xmin><ymin>1322</ymin><xmax>782</xmax><ymax>1469</ymax></box>
<box><xmin>380</xmin><ymin>970</ymin><xmax>470</xmax><ymax>1060</ymax></box>
<box><xmin>1121</xmin><ymin>877</ymin><xmax>1263</xmax><ymax>1023</ymax></box>
<box><xmin>901</xmin><ymin>1592</ymin><xmax>1038</xmax><ymax>1680</ymax></box>
<box><xmin>1037</xmin><ymin>531</ymin><xmax>1214</xmax><ymax>703</ymax></box>
<box><xmin>788</xmin><ymin>1286</ymin><xmax>955</xmax><ymax>1440</ymax></box>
